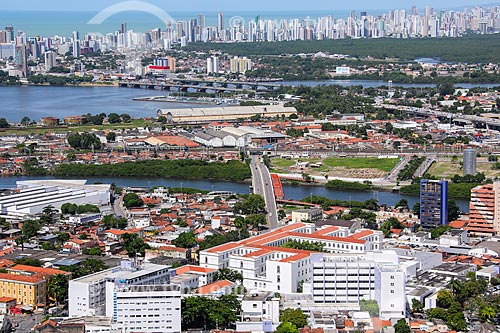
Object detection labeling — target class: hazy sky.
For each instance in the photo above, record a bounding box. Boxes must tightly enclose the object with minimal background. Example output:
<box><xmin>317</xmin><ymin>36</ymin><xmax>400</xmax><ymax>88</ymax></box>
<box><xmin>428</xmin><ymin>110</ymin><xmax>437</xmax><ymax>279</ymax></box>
<box><xmin>4</xmin><ymin>0</ymin><xmax>499</xmax><ymax>11</ymax></box>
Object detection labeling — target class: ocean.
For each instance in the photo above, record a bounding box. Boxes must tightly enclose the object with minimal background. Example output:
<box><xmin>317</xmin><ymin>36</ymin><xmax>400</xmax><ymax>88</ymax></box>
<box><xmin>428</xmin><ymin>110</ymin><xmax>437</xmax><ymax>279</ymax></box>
<box><xmin>1</xmin><ymin>10</ymin><xmax>385</xmax><ymax>37</ymax></box>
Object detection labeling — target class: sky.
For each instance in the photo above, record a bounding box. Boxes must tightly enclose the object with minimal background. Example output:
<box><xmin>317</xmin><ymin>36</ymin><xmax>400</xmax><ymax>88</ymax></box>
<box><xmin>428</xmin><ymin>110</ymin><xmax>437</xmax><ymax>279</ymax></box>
<box><xmin>3</xmin><ymin>0</ymin><xmax>499</xmax><ymax>12</ymax></box>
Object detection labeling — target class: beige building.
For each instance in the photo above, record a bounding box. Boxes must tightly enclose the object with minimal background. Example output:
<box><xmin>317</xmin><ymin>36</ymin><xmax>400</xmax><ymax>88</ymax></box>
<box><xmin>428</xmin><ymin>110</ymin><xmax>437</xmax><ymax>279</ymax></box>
<box><xmin>291</xmin><ymin>208</ymin><xmax>323</xmax><ymax>223</ymax></box>
<box><xmin>158</xmin><ymin>105</ymin><xmax>297</xmax><ymax>123</ymax></box>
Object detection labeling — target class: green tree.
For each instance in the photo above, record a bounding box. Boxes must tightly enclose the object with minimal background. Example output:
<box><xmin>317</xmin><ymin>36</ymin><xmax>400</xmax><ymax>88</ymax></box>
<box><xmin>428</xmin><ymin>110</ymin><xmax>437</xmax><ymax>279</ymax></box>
<box><xmin>121</xmin><ymin>114</ymin><xmax>131</xmax><ymax>123</ymax></box>
<box><xmin>14</xmin><ymin>257</ymin><xmax>42</xmax><ymax>267</ymax></box>
<box><xmin>122</xmin><ymin>233</ymin><xmax>150</xmax><ymax>258</ymax></box>
<box><xmin>431</xmin><ymin>224</ymin><xmax>452</xmax><ymax>239</ymax></box>
<box><xmin>48</xmin><ymin>274</ymin><xmax>69</xmax><ymax>306</ymax></box>
<box><xmin>245</xmin><ymin>214</ymin><xmax>267</xmax><ymax>229</ymax></box>
<box><xmin>181</xmin><ymin>295</ymin><xmax>241</xmax><ymax>330</ymax></box>
<box><xmin>0</xmin><ymin>218</ymin><xmax>9</xmax><ymax>230</ymax></box>
<box><xmin>0</xmin><ymin>118</ymin><xmax>10</xmax><ymax>128</ymax></box>
<box><xmin>123</xmin><ymin>192</ymin><xmax>144</xmax><ymax>208</ymax></box>
<box><xmin>41</xmin><ymin>205</ymin><xmax>56</xmax><ymax>224</ymax></box>
<box><xmin>411</xmin><ymin>299</ymin><xmax>424</xmax><ymax>313</ymax></box>
<box><xmin>212</xmin><ymin>268</ymin><xmax>243</xmax><ymax>283</ymax></box>
<box><xmin>41</xmin><ymin>242</ymin><xmax>56</xmax><ymax>251</ymax></box>
<box><xmin>21</xmin><ymin>116</ymin><xmax>31</xmax><ymax>126</ymax></box>
<box><xmin>276</xmin><ymin>322</ymin><xmax>299</xmax><ymax>333</ymax></box>
<box><xmin>61</xmin><ymin>258</ymin><xmax>108</xmax><ymax>278</ymax></box>
<box><xmin>360</xmin><ymin>300</ymin><xmax>379</xmax><ymax>317</ymax></box>
<box><xmin>106</xmin><ymin>132</ymin><xmax>116</xmax><ymax>142</ymax></box>
<box><xmin>67</xmin><ymin>132</ymin><xmax>102</xmax><ymax>150</ymax></box>
<box><xmin>427</xmin><ymin>307</ymin><xmax>448</xmax><ymax>321</ymax></box>
<box><xmin>437</xmin><ymin>289</ymin><xmax>454</xmax><ymax>308</ymax></box>
<box><xmin>479</xmin><ymin>306</ymin><xmax>496</xmax><ymax>322</ymax></box>
<box><xmin>278</xmin><ymin>209</ymin><xmax>287</xmax><ymax>221</ymax></box>
<box><xmin>233</xmin><ymin>216</ymin><xmax>247</xmax><ymax>231</ymax></box>
<box><xmin>172</xmin><ymin>231</ymin><xmax>197</xmax><ymax>249</ymax></box>
<box><xmin>412</xmin><ymin>202</ymin><xmax>420</xmax><ymax>217</ymax></box>
<box><xmin>438</xmin><ymin>82</ymin><xmax>455</xmax><ymax>96</ymax></box>
<box><xmin>394</xmin><ymin>319</ymin><xmax>410</xmax><ymax>333</ymax></box>
<box><xmin>22</xmin><ymin>219</ymin><xmax>41</xmax><ymax>238</ymax></box>
<box><xmin>57</xmin><ymin>232</ymin><xmax>70</xmax><ymax>243</ymax></box>
<box><xmin>447</xmin><ymin>200</ymin><xmax>460</xmax><ymax>222</ymax></box>
<box><xmin>108</xmin><ymin>113</ymin><xmax>121</xmax><ymax>124</ymax></box>
<box><xmin>102</xmin><ymin>215</ymin><xmax>128</xmax><ymax>229</ymax></box>
<box><xmin>82</xmin><ymin>247</ymin><xmax>102</xmax><ymax>256</ymax></box>
<box><xmin>380</xmin><ymin>217</ymin><xmax>404</xmax><ymax>237</ymax></box>
<box><xmin>395</xmin><ymin>199</ymin><xmax>409</xmax><ymax>210</ymax></box>
<box><xmin>447</xmin><ymin>311</ymin><xmax>467</xmax><ymax>331</ymax></box>
<box><xmin>280</xmin><ymin>308</ymin><xmax>308</xmax><ymax>329</ymax></box>
<box><xmin>233</xmin><ymin>194</ymin><xmax>266</xmax><ymax>215</ymax></box>
<box><xmin>61</xmin><ymin>203</ymin><xmax>78</xmax><ymax>215</ymax></box>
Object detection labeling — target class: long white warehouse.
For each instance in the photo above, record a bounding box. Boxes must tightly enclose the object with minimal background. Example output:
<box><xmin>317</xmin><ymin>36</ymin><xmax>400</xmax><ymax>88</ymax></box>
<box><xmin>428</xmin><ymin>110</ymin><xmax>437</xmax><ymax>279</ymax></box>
<box><xmin>0</xmin><ymin>180</ymin><xmax>111</xmax><ymax>216</ymax></box>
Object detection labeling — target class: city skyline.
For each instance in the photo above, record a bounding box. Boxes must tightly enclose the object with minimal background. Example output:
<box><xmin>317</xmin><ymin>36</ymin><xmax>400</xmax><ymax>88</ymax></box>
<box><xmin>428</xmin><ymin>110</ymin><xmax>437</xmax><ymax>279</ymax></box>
<box><xmin>3</xmin><ymin>0</ymin><xmax>500</xmax><ymax>12</ymax></box>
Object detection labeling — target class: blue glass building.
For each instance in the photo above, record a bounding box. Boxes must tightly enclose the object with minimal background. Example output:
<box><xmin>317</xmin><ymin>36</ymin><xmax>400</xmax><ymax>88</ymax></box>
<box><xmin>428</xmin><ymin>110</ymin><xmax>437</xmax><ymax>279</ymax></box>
<box><xmin>420</xmin><ymin>180</ymin><xmax>448</xmax><ymax>229</ymax></box>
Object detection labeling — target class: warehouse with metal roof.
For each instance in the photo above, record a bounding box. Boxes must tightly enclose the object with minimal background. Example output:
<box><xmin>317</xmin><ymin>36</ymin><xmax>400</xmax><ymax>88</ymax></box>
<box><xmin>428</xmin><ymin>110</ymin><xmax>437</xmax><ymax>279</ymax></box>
<box><xmin>157</xmin><ymin>105</ymin><xmax>297</xmax><ymax>123</ymax></box>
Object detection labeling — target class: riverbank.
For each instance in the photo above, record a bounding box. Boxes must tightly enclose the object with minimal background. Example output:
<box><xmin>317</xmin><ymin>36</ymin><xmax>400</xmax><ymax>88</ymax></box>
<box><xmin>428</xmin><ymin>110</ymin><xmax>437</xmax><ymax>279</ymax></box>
<box><xmin>0</xmin><ymin>174</ymin><xmax>470</xmax><ymax>211</ymax></box>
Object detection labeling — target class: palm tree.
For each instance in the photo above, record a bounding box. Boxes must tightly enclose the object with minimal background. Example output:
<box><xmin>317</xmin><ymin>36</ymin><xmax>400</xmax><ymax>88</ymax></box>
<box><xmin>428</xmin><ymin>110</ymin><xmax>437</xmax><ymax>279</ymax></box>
<box><xmin>47</xmin><ymin>274</ymin><xmax>68</xmax><ymax>307</ymax></box>
<box><xmin>479</xmin><ymin>306</ymin><xmax>496</xmax><ymax>322</ymax></box>
<box><xmin>448</xmin><ymin>278</ymin><xmax>463</xmax><ymax>297</ymax></box>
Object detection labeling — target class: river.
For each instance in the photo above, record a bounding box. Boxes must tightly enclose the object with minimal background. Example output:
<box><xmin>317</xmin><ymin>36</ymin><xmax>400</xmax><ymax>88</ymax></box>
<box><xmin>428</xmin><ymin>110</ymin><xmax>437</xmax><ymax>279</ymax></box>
<box><xmin>2</xmin><ymin>80</ymin><xmax>499</xmax><ymax>123</ymax></box>
<box><xmin>0</xmin><ymin>176</ymin><xmax>470</xmax><ymax>212</ymax></box>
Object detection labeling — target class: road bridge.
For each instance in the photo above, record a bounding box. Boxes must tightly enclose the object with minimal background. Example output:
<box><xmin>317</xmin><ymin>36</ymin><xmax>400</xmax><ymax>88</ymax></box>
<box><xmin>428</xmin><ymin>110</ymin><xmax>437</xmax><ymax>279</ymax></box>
<box><xmin>380</xmin><ymin>104</ymin><xmax>500</xmax><ymax>131</ymax></box>
<box><xmin>250</xmin><ymin>155</ymin><xmax>279</xmax><ymax>230</ymax></box>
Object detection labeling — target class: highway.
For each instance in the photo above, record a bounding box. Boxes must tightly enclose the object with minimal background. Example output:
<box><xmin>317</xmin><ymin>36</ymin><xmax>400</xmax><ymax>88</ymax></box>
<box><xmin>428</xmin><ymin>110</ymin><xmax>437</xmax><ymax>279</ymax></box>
<box><xmin>250</xmin><ymin>155</ymin><xmax>279</xmax><ymax>230</ymax></box>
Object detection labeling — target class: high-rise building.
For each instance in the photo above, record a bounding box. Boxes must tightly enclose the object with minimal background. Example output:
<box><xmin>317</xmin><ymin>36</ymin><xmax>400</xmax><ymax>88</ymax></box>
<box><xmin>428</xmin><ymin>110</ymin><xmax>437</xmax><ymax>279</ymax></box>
<box><xmin>420</xmin><ymin>180</ymin><xmax>448</xmax><ymax>228</ymax></box>
<box><xmin>463</xmin><ymin>148</ymin><xmax>477</xmax><ymax>176</ymax></box>
<box><xmin>466</xmin><ymin>182</ymin><xmax>500</xmax><ymax>236</ymax></box>
<box><xmin>120</xmin><ymin>22</ymin><xmax>127</xmax><ymax>34</ymax></box>
<box><xmin>106</xmin><ymin>285</ymin><xmax>181</xmax><ymax>333</ymax></box>
<box><xmin>0</xmin><ymin>31</ymin><xmax>7</xmax><ymax>44</ymax></box>
<box><xmin>310</xmin><ymin>251</ymin><xmax>406</xmax><ymax>320</ymax></box>
<box><xmin>72</xmin><ymin>40</ymin><xmax>81</xmax><ymax>57</ymax></box>
<box><xmin>206</xmin><ymin>56</ymin><xmax>219</xmax><ymax>75</ymax></box>
<box><xmin>218</xmin><ymin>12</ymin><xmax>224</xmax><ymax>34</ymax></box>
<box><xmin>15</xmin><ymin>45</ymin><xmax>28</xmax><ymax>77</ymax></box>
<box><xmin>44</xmin><ymin>50</ymin><xmax>56</xmax><ymax>71</ymax></box>
<box><xmin>5</xmin><ymin>26</ymin><xmax>14</xmax><ymax>42</ymax></box>
<box><xmin>69</xmin><ymin>261</ymin><xmax>172</xmax><ymax>318</ymax></box>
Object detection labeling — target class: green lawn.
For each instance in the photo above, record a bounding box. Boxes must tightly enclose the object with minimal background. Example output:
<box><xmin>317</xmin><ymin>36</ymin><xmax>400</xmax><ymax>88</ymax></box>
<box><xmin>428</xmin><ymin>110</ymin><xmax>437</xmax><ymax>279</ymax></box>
<box><xmin>322</xmin><ymin>158</ymin><xmax>400</xmax><ymax>172</ymax></box>
<box><xmin>0</xmin><ymin>119</ymin><xmax>154</xmax><ymax>136</ymax></box>
<box><xmin>271</xmin><ymin>157</ymin><xmax>400</xmax><ymax>173</ymax></box>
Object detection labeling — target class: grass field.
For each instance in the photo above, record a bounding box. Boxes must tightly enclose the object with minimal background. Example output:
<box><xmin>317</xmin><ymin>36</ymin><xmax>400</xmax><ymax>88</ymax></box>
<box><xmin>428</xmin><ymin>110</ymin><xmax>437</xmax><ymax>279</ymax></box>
<box><xmin>271</xmin><ymin>157</ymin><xmax>400</xmax><ymax>174</ymax></box>
<box><xmin>0</xmin><ymin>119</ymin><xmax>154</xmax><ymax>136</ymax></box>
<box><xmin>428</xmin><ymin>158</ymin><xmax>500</xmax><ymax>179</ymax></box>
<box><xmin>322</xmin><ymin>158</ymin><xmax>399</xmax><ymax>172</ymax></box>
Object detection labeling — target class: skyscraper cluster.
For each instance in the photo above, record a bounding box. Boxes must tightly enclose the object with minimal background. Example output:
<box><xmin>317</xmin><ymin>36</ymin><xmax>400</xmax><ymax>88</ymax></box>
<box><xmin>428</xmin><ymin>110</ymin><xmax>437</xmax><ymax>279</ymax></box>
<box><xmin>169</xmin><ymin>6</ymin><xmax>500</xmax><ymax>43</ymax></box>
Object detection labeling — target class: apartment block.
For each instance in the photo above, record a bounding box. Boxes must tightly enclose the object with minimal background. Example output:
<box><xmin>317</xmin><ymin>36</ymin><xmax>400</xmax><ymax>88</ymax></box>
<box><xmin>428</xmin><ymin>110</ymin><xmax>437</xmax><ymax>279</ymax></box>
<box><xmin>69</xmin><ymin>261</ymin><xmax>171</xmax><ymax>318</ymax></box>
<box><xmin>466</xmin><ymin>182</ymin><xmax>500</xmax><ymax>236</ymax></box>
<box><xmin>106</xmin><ymin>285</ymin><xmax>181</xmax><ymax>333</ymax></box>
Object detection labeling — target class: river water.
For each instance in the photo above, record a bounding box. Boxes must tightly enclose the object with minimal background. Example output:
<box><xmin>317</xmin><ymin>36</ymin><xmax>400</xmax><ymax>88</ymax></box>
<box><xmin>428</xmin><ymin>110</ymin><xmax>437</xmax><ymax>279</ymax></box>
<box><xmin>2</xmin><ymin>80</ymin><xmax>499</xmax><ymax>123</ymax></box>
<box><xmin>0</xmin><ymin>175</ymin><xmax>470</xmax><ymax>212</ymax></box>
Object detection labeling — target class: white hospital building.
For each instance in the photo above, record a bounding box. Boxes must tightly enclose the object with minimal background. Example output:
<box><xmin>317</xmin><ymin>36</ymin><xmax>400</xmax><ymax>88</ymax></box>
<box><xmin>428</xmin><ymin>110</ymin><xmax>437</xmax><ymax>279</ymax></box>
<box><xmin>199</xmin><ymin>223</ymin><xmax>405</xmax><ymax>320</ymax></box>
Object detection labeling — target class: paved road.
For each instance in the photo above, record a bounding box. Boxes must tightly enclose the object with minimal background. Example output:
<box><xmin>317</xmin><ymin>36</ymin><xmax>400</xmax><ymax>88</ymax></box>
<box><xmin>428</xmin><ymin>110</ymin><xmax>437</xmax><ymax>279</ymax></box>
<box><xmin>8</xmin><ymin>312</ymin><xmax>44</xmax><ymax>332</ymax></box>
<box><xmin>113</xmin><ymin>194</ymin><xmax>127</xmax><ymax>218</ymax></box>
<box><xmin>386</xmin><ymin>156</ymin><xmax>412</xmax><ymax>183</ymax></box>
<box><xmin>250</xmin><ymin>155</ymin><xmax>279</xmax><ymax>230</ymax></box>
